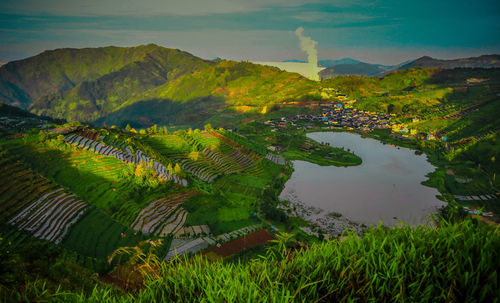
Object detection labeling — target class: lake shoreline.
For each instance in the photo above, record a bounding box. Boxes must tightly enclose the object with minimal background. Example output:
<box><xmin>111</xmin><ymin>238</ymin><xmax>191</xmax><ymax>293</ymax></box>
<box><xmin>279</xmin><ymin>131</ymin><xmax>445</xmax><ymax>236</ymax></box>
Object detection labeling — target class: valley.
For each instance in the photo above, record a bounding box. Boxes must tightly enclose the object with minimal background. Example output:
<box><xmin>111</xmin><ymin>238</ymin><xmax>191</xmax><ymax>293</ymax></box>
<box><xmin>0</xmin><ymin>47</ymin><xmax>499</xmax><ymax>302</ymax></box>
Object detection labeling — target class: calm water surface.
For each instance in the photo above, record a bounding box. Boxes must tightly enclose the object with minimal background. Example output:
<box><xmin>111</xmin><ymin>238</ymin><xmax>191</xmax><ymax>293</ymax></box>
<box><xmin>279</xmin><ymin>132</ymin><xmax>445</xmax><ymax>226</ymax></box>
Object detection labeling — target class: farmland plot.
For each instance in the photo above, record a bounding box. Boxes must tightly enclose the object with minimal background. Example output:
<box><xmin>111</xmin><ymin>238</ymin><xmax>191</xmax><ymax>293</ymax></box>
<box><xmin>131</xmin><ymin>191</ymin><xmax>198</xmax><ymax>235</ymax></box>
<box><xmin>65</xmin><ymin>134</ymin><xmax>186</xmax><ymax>186</ymax></box>
<box><xmin>8</xmin><ymin>189</ymin><xmax>87</xmax><ymax>244</ymax></box>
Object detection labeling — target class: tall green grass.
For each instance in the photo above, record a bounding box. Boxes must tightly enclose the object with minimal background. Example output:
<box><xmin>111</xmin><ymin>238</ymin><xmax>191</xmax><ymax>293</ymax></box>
<box><xmin>16</xmin><ymin>217</ymin><xmax>499</xmax><ymax>302</ymax></box>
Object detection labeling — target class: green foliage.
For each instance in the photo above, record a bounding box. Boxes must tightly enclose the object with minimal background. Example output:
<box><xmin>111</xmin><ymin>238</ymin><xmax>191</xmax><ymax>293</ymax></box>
<box><xmin>22</xmin><ymin>218</ymin><xmax>499</xmax><ymax>302</ymax></box>
<box><xmin>62</xmin><ymin>209</ymin><xmax>148</xmax><ymax>261</ymax></box>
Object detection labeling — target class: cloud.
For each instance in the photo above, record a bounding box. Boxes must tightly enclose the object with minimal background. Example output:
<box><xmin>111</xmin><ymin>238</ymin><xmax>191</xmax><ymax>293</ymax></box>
<box><xmin>0</xmin><ymin>0</ymin><xmax>335</xmax><ymax>17</ymax></box>
<box><xmin>0</xmin><ymin>0</ymin><xmax>498</xmax><ymax>63</ymax></box>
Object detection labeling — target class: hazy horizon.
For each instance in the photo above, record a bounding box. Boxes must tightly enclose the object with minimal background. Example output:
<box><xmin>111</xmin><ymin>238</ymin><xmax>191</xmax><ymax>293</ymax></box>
<box><xmin>1</xmin><ymin>0</ymin><xmax>499</xmax><ymax>65</ymax></box>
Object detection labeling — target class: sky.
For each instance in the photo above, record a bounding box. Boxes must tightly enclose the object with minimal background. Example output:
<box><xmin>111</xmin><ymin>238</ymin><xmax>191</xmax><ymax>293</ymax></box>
<box><xmin>1</xmin><ymin>0</ymin><xmax>499</xmax><ymax>65</ymax></box>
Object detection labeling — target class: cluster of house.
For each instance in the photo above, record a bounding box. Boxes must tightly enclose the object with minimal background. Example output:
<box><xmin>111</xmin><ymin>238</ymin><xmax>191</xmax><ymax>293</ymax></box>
<box><xmin>264</xmin><ymin>103</ymin><xmax>392</xmax><ymax>132</ymax></box>
<box><xmin>391</xmin><ymin>118</ymin><xmax>444</xmax><ymax>141</ymax></box>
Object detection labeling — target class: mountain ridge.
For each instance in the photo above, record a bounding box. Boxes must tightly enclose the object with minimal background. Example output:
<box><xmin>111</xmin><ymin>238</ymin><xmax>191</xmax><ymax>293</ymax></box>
<box><xmin>0</xmin><ymin>45</ymin><xmax>316</xmax><ymax>127</ymax></box>
<box><xmin>400</xmin><ymin>54</ymin><xmax>500</xmax><ymax>69</ymax></box>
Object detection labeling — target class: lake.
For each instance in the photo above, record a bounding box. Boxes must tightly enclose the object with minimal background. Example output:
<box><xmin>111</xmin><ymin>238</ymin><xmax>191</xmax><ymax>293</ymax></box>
<box><xmin>279</xmin><ymin>132</ymin><xmax>445</xmax><ymax>227</ymax></box>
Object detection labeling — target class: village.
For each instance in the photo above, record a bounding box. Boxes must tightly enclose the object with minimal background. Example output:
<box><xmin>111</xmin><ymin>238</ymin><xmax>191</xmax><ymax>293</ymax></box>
<box><xmin>262</xmin><ymin>87</ymin><xmax>447</xmax><ymax>142</ymax></box>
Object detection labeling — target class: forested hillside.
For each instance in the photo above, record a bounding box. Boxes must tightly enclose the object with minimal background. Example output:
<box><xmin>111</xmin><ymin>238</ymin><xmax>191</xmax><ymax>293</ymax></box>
<box><xmin>0</xmin><ymin>45</ymin><xmax>317</xmax><ymax>127</ymax></box>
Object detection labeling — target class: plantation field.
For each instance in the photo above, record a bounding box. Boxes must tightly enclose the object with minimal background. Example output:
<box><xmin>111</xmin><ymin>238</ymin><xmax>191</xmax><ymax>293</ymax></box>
<box><xmin>0</xmin><ymin>136</ymin><xmax>177</xmax><ymax>226</ymax></box>
<box><xmin>62</xmin><ymin>209</ymin><xmax>148</xmax><ymax>260</ymax></box>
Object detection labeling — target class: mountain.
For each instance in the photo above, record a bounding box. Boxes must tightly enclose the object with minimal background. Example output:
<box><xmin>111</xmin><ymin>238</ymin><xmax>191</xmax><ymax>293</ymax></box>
<box><xmin>283</xmin><ymin>58</ymin><xmax>362</xmax><ymax>67</ymax></box>
<box><xmin>96</xmin><ymin>60</ymin><xmax>316</xmax><ymax>128</ymax></box>
<box><xmin>0</xmin><ymin>44</ymin><xmax>212</xmax><ymax>110</ymax></box>
<box><xmin>319</xmin><ymin>62</ymin><xmax>394</xmax><ymax>79</ymax></box>
<box><xmin>319</xmin><ymin>58</ymin><xmax>361</xmax><ymax>67</ymax></box>
<box><xmin>0</xmin><ymin>45</ymin><xmax>316</xmax><ymax>127</ymax></box>
<box><xmin>400</xmin><ymin>55</ymin><xmax>500</xmax><ymax>70</ymax></box>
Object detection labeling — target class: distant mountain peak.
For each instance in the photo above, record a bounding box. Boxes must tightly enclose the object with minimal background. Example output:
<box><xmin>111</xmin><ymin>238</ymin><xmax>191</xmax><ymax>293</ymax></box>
<box><xmin>400</xmin><ymin>54</ymin><xmax>500</xmax><ymax>70</ymax></box>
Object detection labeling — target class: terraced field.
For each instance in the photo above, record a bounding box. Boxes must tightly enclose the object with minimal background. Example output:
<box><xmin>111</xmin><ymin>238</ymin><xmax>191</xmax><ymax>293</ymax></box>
<box><xmin>0</xmin><ymin>139</ymin><xmax>181</xmax><ymax>227</ymax></box>
<box><xmin>265</xmin><ymin>153</ymin><xmax>286</xmax><ymax>165</ymax></box>
<box><xmin>0</xmin><ymin>151</ymin><xmax>150</xmax><ymax>265</ymax></box>
<box><xmin>9</xmin><ymin>190</ymin><xmax>87</xmax><ymax>244</ymax></box>
<box><xmin>0</xmin><ymin>159</ymin><xmax>57</xmax><ymax>220</ymax></box>
<box><xmin>62</xmin><ymin>209</ymin><xmax>148</xmax><ymax>260</ymax></box>
<box><xmin>131</xmin><ymin>191</ymin><xmax>198</xmax><ymax>236</ymax></box>
<box><xmin>0</xmin><ymin>125</ymin><xmax>289</xmax><ymax>266</ymax></box>
<box><xmin>65</xmin><ymin>133</ymin><xmax>186</xmax><ymax>186</ymax></box>
<box><xmin>164</xmin><ymin>224</ymin><xmax>265</xmax><ymax>260</ymax></box>
<box><xmin>0</xmin><ymin>156</ymin><xmax>86</xmax><ymax>244</ymax></box>
<box><xmin>138</xmin><ymin>131</ymin><xmax>263</xmax><ymax>184</ymax></box>
<box><xmin>140</xmin><ymin>134</ymin><xmax>191</xmax><ymax>155</ymax></box>
<box><xmin>209</xmin><ymin>130</ymin><xmax>262</xmax><ymax>162</ymax></box>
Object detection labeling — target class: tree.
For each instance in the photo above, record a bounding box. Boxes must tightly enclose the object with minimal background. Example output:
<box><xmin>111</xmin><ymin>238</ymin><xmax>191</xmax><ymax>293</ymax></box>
<box><xmin>125</xmin><ymin>124</ymin><xmax>132</xmax><ymax>132</ymax></box>
<box><xmin>204</xmin><ymin>123</ymin><xmax>213</xmax><ymax>131</ymax></box>
<box><xmin>188</xmin><ymin>151</ymin><xmax>199</xmax><ymax>161</ymax></box>
<box><xmin>174</xmin><ymin>163</ymin><xmax>182</xmax><ymax>175</ymax></box>
<box><xmin>148</xmin><ymin>124</ymin><xmax>158</xmax><ymax>134</ymax></box>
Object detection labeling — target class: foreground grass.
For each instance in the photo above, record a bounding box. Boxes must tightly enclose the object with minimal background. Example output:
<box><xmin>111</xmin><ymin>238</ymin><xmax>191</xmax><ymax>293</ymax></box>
<box><xmin>10</xmin><ymin>217</ymin><xmax>499</xmax><ymax>302</ymax></box>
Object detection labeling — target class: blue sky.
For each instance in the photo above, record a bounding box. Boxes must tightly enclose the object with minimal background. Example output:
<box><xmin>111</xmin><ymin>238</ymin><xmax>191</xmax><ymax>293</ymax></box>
<box><xmin>1</xmin><ymin>0</ymin><xmax>499</xmax><ymax>65</ymax></box>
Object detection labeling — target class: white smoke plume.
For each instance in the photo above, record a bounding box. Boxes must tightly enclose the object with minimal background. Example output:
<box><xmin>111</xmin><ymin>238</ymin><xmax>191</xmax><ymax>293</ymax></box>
<box><xmin>295</xmin><ymin>27</ymin><xmax>319</xmax><ymax>81</ymax></box>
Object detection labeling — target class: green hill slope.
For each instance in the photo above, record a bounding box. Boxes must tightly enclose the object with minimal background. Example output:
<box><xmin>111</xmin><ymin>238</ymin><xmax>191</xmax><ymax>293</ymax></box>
<box><xmin>28</xmin><ymin>46</ymin><xmax>213</xmax><ymax>122</ymax></box>
<box><xmin>94</xmin><ymin>60</ymin><xmax>317</xmax><ymax>128</ymax></box>
<box><xmin>0</xmin><ymin>46</ymin><xmax>318</xmax><ymax>127</ymax></box>
<box><xmin>1</xmin><ymin>44</ymin><xmax>207</xmax><ymax>107</ymax></box>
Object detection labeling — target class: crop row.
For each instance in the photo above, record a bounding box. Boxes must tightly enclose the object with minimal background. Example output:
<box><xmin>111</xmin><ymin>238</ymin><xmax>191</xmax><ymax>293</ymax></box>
<box><xmin>210</xmin><ymin>130</ymin><xmax>263</xmax><ymax>161</ymax></box>
<box><xmin>265</xmin><ymin>153</ymin><xmax>286</xmax><ymax>165</ymax></box>
<box><xmin>202</xmin><ymin>148</ymin><xmax>244</xmax><ymax>174</ymax></box>
<box><xmin>0</xmin><ymin>161</ymin><xmax>57</xmax><ymax>220</ymax></box>
<box><xmin>179</xmin><ymin>158</ymin><xmax>219</xmax><ymax>183</ymax></box>
<box><xmin>101</xmin><ymin>134</ymin><xmax>133</xmax><ymax>155</ymax></box>
<box><xmin>218</xmin><ymin>129</ymin><xmax>268</xmax><ymax>155</ymax></box>
<box><xmin>8</xmin><ymin>189</ymin><xmax>87</xmax><ymax>244</ymax></box>
<box><xmin>76</xmin><ymin>130</ymin><xmax>100</xmax><ymax>141</ymax></box>
<box><xmin>173</xmin><ymin>225</ymin><xmax>211</xmax><ymax>237</ymax></box>
<box><xmin>156</xmin><ymin>207</ymin><xmax>188</xmax><ymax>237</ymax></box>
<box><xmin>164</xmin><ymin>224</ymin><xmax>264</xmax><ymax>260</ymax></box>
<box><xmin>65</xmin><ymin>134</ymin><xmax>186</xmax><ymax>186</ymax></box>
<box><xmin>131</xmin><ymin>192</ymin><xmax>196</xmax><ymax>235</ymax></box>
<box><xmin>0</xmin><ymin>156</ymin><xmax>88</xmax><ymax>244</ymax></box>
<box><xmin>228</xmin><ymin>149</ymin><xmax>255</xmax><ymax>168</ymax></box>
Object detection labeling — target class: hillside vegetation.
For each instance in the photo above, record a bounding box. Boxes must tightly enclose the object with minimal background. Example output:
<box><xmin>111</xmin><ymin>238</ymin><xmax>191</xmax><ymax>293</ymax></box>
<box><xmin>323</xmin><ymin>67</ymin><xmax>500</xmax><ymax>115</ymax></box>
<box><xmin>2</xmin><ymin>217</ymin><xmax>498</xmax><ymax>302</ymax></box>
<box><xmin>1</xmin><ymin>52</ymin><xmax>499</xmax><ymax>302</ymax></box>
<box><xmin>0</xmin><ymin>45</ymin><xmax>318</xmax><ymax>128</ymax></box>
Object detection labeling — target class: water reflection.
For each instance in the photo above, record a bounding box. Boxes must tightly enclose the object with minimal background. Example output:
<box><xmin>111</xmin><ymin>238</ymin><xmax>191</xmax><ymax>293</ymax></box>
<box><xmin>279</xmin><ymin>132</ymin><xmax>445</xmax><ymax>226</ymax></box>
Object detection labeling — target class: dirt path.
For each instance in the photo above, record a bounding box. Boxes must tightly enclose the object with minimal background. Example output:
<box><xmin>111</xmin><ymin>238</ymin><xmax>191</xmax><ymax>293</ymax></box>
<box><xmin>201</xmin><ymin>229</ymin><xmax>274</xmax><ymax>257</ymax></box>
